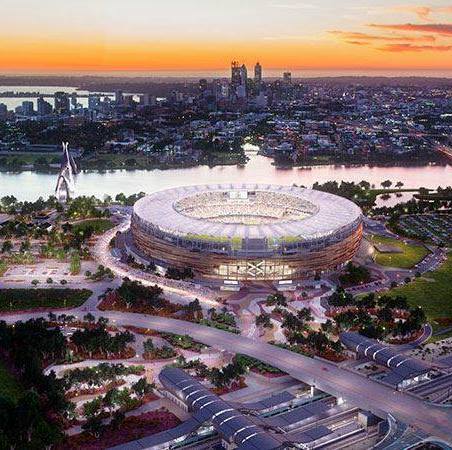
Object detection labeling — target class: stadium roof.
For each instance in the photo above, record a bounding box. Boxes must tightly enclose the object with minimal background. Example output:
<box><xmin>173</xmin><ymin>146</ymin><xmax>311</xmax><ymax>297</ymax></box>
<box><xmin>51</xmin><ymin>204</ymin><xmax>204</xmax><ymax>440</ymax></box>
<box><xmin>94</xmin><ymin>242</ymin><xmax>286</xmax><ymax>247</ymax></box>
<box><xmin>133</xmin><ymin>184</ymin><xmax>362</xmax><ymax>240</ymax></box>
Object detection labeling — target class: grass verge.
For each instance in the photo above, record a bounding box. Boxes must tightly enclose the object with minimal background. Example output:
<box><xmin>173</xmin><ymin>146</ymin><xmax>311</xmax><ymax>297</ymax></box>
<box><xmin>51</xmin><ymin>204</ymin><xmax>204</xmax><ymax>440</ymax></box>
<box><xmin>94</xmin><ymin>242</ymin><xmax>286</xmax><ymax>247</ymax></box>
<box><xmin>386</xmin><ymin>253</ymin><xmax>452</xmax><ymax>333</ymax></box>
<box><xmin>0</xmin><ymin>288</ymin><xmax>92</xmax><ymax>311</ymax></box>
<box><xmin>0</xmin><ymin>361</ymin><xmax>22</xmax><ymax>401</ymax></box>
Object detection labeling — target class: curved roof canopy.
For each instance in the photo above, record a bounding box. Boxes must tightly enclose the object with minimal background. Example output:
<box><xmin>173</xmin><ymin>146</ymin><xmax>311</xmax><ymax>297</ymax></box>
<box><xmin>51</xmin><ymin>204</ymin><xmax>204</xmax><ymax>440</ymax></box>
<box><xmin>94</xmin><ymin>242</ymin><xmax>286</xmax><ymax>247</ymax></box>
<box><xmin>133</xmin><ymin>184</ymin><xmax>362</xmax><ymax>240</ymax></box>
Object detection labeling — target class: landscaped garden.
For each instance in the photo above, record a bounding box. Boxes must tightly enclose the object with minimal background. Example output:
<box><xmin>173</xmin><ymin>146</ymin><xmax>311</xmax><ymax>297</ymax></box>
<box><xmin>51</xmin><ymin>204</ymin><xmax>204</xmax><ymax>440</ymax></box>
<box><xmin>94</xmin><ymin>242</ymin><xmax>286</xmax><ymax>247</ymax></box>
<box><xmin>0</xmin><ymin>288</ymin><xmax>92</xmax><ymax>311</ymax></box>
<box><xmin>369</xmin><ymin>234</ymin><xmax>429</xmax><ymax>269</ymax></box>
<box><xmin>72</xmin><ymin>218</ymin><xmax>115</xmax><ymax>235</ymax></box>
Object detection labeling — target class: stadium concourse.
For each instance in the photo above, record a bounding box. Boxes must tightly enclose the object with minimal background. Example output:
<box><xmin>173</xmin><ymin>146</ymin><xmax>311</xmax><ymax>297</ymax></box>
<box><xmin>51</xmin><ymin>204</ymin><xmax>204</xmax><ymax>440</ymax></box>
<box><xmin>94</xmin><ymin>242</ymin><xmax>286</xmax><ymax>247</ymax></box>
<box><xmin>128</xmin><ymin>184</ymin><xmax>363</xmax><ymax>283</ymax></box>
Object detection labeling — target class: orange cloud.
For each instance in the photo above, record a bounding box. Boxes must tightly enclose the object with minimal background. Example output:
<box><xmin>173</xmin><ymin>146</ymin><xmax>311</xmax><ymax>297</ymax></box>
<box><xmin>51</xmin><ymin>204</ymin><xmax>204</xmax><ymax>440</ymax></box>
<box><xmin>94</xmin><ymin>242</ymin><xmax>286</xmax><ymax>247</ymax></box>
<box><xmin>394</xmin><ymin>6</ymin><xmax>452</xmax><ymax>21</ymax></box>
<box><xmin>345</xmin><ymin>41</ymin><xmax>370</xmax><ymax>46</ymax></box>
<box><xmin>378</xmin><ymin>43</ymin><xmax>452</xmax><ymax>52</ymax></box>
<box><xmin>329</xmin><ymin>30</ymin><xmax>436</xmax><ymax>42</ymax></box>
<box><xmin>394</xmin><ymin>6</ymin><xmax>432</xmax><ymax>20</ymax></box>
<box><xmin>369</xmin><ymin>23</ymin><xmax>452</xmax><ymax>36</ymax></box>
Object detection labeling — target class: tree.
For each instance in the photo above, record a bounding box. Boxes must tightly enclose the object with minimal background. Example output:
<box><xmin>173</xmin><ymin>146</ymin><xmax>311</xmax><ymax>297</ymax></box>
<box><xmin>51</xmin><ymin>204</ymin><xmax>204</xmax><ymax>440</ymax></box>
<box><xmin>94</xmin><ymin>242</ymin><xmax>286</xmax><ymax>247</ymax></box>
<box><xmin>102</xmin><ymin>387</ymin><xmax>120</xmax><ymax>413</ymax></box>
<box><xmin>19</xmin><ymin>239</ymin><xmax>31</xmax><ymax>253</ymax></box>
<box><xmin>31</xmin><ymin>279</ymin><xmax>39</xmax><ymax>286</ymax></box>
<box><xmin>297</xmin><ymin>307</ymin><xmax>313</xmax><ymax>323</ymax></box>
<box><xmin>83</xmin><ymin>397</ymin><xmax>102</xmax><ymax>419</ymax></box>
<box><xmin>185</xmin><ymin>298</ymin><xmax>203</xmax><ymax>321</ymax></box>
<box><xmin>131</xmin><ymin>377</ymin><xmax>154</xmax><ymax>398</ymax></box>
<box><xmin>395</xmin><ymin>181</ymin><xmax>404</xmax><ymax>189</ymax></box>
<box><xmin>1</xmin><ymin>240</ymin><xmax>12</xmax><ymax>253</ymax></box>
<box><xmin>328</xmin><ymin>288</ymin><xmax>354</xmax><ymax>307</ymax></box>
<box><xmin>266</xmin><ymin>293</ymin><xmax>287</xmax><ymax>308</ymax></box>
<box><xmin>143</xmin><ymin>338</ymin><xmax>154</xmax><ymax>353</ymax></box>
<box><xmin>381</xmin><ymin>180</ymin><xmax>392</xmax><ymax>189</ymax></box>
<box><xmin>255</xmin><ymin>313</ymin><xmax>273</xmax><ymax>329</ymax></box>
<box><xmin>82</xmin><ymin>416</ymin><xmax>103</xmax><ymax>437</ymax></box>
<box><xmin>339</xmin><ymin>262</ymin><xmax>371</xmax><ymax>286</ymax></box>
<box><xmin>110</xmin><ymin>410</ymin><xmax>125</xmax><ymax>430</ymax></box>
<box><xmin>84</xmin><ymin>312</ymin><xmax>96</xmax><ymax>324</ymax></box>
<box><xmin>321</xmin><ymin>319</ymin><xmax>334</xmax><ymax>334</ymax></box>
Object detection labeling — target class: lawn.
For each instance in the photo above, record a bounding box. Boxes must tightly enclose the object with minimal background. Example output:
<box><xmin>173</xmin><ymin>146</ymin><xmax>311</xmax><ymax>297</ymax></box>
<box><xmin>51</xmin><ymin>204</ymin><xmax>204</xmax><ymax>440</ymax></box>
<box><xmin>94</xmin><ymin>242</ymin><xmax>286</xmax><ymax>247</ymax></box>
<box><xmin>387</xmin><ymin>253</ymin><xmax>452</xmax><ymax>322</ymax></box>
<box><xmin>72</xmin><ymin>219</ymin><xmax>115</xmax><ymax>235</ymax></box>
<box><xmin>0</xmin><ymin>361</ymin><xmax>22</xmax><ymax>401</ymax></box>
<box><xmin>369</xmin><ymin>234</ymin><xmax>429</xmax><ymax>269</ymax></box>
<box><xmin>0</xmin><ymin>288</ymin><xmax>92</xmax><ymax>311</ymax></box>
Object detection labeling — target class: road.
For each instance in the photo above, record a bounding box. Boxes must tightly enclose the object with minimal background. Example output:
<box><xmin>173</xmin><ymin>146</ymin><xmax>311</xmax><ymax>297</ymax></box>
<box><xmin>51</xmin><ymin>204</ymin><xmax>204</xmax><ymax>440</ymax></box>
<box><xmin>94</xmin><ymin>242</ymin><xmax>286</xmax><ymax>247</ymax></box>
<box><xmin>3</xmin><ymin>309</ymin><xmax>452</xmax><ymax>442</ymax></box>
<box><xmin>92</xmin><ymin>220</ymin><xmax>220</xmax><ymax>307</ymax></box>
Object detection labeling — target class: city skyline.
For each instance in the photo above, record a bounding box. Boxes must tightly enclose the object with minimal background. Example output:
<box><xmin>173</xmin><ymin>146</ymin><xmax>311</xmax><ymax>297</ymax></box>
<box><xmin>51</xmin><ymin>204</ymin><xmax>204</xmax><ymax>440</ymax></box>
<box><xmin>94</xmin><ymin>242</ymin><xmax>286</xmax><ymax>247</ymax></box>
<box><xmin>1</xmin><ymin>0</ymin><xmax>452</xmax><ymax>72</ymax></box>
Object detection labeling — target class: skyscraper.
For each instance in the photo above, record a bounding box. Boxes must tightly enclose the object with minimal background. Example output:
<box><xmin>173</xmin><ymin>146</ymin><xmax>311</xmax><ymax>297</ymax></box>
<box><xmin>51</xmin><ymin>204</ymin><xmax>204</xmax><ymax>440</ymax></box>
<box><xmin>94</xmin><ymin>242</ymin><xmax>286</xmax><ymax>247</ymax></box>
<box><xmin>254</xmin><ymin>62</ymin><xmax>262</xmax><ymax>85</ymax></box>
<box><xmin>54</xmin><ymin>92</ymin><xmax>70</xmax><ymax>114</ymax></box>
<box><xmin>239</xmin><ymin>64</ymin><xmax>247</xmax><ymax>87</ymax></box>
<box><xmin>231</xmin><ymin>61</ymin><xmax>242</xmax><ymax>87</ymax></box>
<box><xmin>37</xmin><ymin>96</ymin><xmax>52</xmax><ymax>116</ymax></box>
<box><xmin>21</xmin><ymin>101</ymin><xmax>34</xmax><ymax>116</ymax></box>
<box><xmin>283</xmin><ymin>72</ymin><xmax>292</xmax><ymax>85</ymax></box>
<box><xmin>231</xmin><ymin>61</ymin><xmax>248</xmax><ymax>98</ymax></box>
<box><xmin>115</xmin><ymin>90</ymin><xmax>124</xmax><ymax>105</ymax></box>
<box><xmin>0</xmin><ymin>103</ymin><xmax>7</xmax><ymax>120</ymax></box>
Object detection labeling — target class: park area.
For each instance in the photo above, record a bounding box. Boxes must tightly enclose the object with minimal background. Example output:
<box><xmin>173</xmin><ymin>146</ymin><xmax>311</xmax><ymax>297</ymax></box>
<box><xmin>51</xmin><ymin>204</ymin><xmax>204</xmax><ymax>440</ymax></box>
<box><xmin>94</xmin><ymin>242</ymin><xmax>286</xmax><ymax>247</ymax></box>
<box><xmin>0</xmin><ymin>288</ymin><xmax>92</xmax><ymax>311</ymax></box>
<box><xmin>388</xmin><ymin>253</ymin><xmax>452</xmax><ymax>336</ymax></box>
<box><xmin>369</xmin><ymin>234</ymin><xmax>429</xmax><ymax>269</ymax></box>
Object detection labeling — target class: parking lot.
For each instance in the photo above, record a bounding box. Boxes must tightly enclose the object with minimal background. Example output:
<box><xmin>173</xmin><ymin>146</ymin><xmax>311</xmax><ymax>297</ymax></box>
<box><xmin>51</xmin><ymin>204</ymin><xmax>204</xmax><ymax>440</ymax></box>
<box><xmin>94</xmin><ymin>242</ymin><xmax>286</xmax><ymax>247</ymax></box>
<box><xmin>397</xmin><ymin>214</ymin><xmax>452</xmax><ymax>245</ymax></box>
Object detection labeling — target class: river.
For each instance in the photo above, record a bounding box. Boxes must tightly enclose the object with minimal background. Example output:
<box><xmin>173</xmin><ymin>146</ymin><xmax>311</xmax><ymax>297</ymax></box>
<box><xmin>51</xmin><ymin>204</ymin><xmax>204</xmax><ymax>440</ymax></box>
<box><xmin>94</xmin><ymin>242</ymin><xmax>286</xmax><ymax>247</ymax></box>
<box><xmin>0</xmin><ymin>151</ymin><xmax>450</xmax><ymax>201</ymax></box>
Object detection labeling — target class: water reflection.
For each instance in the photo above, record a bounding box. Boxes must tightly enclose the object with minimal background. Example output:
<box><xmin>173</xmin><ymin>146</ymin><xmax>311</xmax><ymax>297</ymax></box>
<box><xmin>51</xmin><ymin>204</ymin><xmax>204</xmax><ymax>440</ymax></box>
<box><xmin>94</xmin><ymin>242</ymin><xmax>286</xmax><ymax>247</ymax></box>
<box><xmin>0</xmin><ymin>153</ymin><xmax>450</xmax><ymax>201</ymax></box>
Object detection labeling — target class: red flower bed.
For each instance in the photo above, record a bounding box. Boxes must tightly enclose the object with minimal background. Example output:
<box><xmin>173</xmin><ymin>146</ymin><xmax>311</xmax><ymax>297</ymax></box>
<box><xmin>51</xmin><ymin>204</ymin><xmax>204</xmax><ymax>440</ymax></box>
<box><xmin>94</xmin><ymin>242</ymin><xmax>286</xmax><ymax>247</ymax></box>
<box><xmin>68</xmin><ymin>343</ymin><xmax>136</xmax><ymax>360</ymax></box>
<box><xmin>387</xmin><ymin>329</ymin><xmax>423</xmax><ymax>345</ymax></box>
<box><xmin>66</xmin><ymin>380</ymin><xmax>126</xmax><ymax>399</ymax></box>
<box><xmin>212</xmin><ymin>377</ymin><xmax>247</xmax><ymax>395</ymax></box>
<box><xmin>250</xmin><ymin>367</ymin><xmax>286</xmax><ymax>378</ymax></box>
<box><xmin>123</xmin><ymin>325</ymin><xmax>159</xmax><ymax>336</ymax></box>
<box><xmin>59</xmin><ymin>409</ymin><xmax>180</xmax><ymax>450</ymax></box>
<box><xmin>98</xmin><ymin>292</ymin><xmax>181</xmax><ymax>317</ymax></box>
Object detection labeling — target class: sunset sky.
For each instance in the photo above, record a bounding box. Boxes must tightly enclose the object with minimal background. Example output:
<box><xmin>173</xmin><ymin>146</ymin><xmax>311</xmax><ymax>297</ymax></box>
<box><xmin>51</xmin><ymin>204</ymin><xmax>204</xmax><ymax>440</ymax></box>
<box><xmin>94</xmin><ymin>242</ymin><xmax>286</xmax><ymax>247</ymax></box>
<box><xmin>1</xmin><ymin>0</ymin><xmax>452</xmax><ymax>72</ymax></box>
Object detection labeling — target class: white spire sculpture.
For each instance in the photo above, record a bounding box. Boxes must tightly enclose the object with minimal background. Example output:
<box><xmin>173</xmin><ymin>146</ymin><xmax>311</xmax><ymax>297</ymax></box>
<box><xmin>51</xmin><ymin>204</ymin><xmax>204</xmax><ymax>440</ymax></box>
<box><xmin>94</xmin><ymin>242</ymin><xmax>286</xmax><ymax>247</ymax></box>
<box><xmin>55</xmin><ymin>142</ymin><xmax>78</xmax><ymax>202</ymax></box>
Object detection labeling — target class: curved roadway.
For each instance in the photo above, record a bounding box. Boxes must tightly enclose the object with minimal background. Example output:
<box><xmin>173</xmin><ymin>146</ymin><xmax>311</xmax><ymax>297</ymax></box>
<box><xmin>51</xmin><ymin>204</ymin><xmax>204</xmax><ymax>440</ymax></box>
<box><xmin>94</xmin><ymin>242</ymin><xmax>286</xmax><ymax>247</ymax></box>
<box><xmin>3</xmin><ymin>309</ymin><xmax>452</xmax><ymax>442</ymax></box>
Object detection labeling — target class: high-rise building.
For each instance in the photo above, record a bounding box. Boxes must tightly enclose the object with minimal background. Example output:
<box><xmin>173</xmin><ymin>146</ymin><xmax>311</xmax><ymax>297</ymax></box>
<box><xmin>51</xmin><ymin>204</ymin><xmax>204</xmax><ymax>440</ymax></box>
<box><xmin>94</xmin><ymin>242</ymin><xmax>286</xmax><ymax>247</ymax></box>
<box><xmin>115</xmin><ymin>90</ymin><xmax>124</xmax><ymax>105</ymax></box>
<box><xmin>37</xmin><ymin>96</ymin><xmax>52</xmax><ymax>116</ymax></box>
<box><xmin>199</xmin><ymin>79</ymin><xmax>208</xmax><ymax>93</ymax></box>
<box><xmin>283</xmin><ymin>72</ymin><xmax>292</xmax><ymax>85</ymax></box>
<box><xmin>254</xmin><ymin>62</ymin><xmax>262</xmax><ymax>85</ymax></box>
<box><xmin>22</xmin><ymin>101</ymin><xmax>34</xmax><ymax>116</ymax></box>
<box><xmin>54</xmin><ymin>92</ymin><xmax>70</xmax><ymax>114</ymax></box>
<box><xmin>0</xmin><ymin>103</ymin><xmax>7</xmax><ymax>120</ymax></box>
<box><xmin>240</xmin><ymin>64</ymin><xmax>247</xmax><ymax>87</ymax></box>
<box><xmin>88</xmin><ymin>94</ymin><xmax>101</xmax><ymax>111</ymax></box>
<box><xmin>139</xmin><ymin>94</ymin><xmax>156</xmax><ymax>107</ymax></box>
<box><xmin>71</xmin><ymin>93</ymin><xmax>78</xmax><ymax>107</ymax></box>
<box><xmin>231</xmin><ymin>61</ymin><xmax>242</xmax><ymax>87</ymax></box>
<box><xmin>231</xmin><ymin>61</ymin><xmax>248</xmax><ymax>98</ymax></box>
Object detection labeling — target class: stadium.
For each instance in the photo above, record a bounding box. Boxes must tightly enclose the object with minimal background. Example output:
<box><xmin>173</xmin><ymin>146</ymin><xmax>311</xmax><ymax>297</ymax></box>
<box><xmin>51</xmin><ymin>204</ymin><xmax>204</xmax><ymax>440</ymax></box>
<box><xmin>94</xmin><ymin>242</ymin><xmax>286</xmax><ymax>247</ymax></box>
<box><xmin>129</xmin><ymin>184</ymin><xmax>363</xmax><ymax>282</ymax></box>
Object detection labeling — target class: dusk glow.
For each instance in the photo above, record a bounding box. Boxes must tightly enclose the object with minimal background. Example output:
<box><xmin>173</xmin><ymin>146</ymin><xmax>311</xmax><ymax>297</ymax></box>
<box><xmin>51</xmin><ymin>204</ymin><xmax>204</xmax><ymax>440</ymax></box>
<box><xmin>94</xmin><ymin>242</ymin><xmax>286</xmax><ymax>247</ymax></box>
<box><xmin>1</xmin><ymin>0</ymin><xmax>452</xmax><ymax>72</ymax></box>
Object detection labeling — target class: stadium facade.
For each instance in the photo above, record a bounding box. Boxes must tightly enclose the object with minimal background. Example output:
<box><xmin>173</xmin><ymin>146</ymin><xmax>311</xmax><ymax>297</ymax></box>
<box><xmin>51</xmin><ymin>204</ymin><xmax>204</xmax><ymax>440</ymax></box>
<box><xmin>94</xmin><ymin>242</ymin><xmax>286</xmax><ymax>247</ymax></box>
<box><xmin>130</xmin><ymin>184</ymin><xmax>363</xmax><ymax>281</ymax></box>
